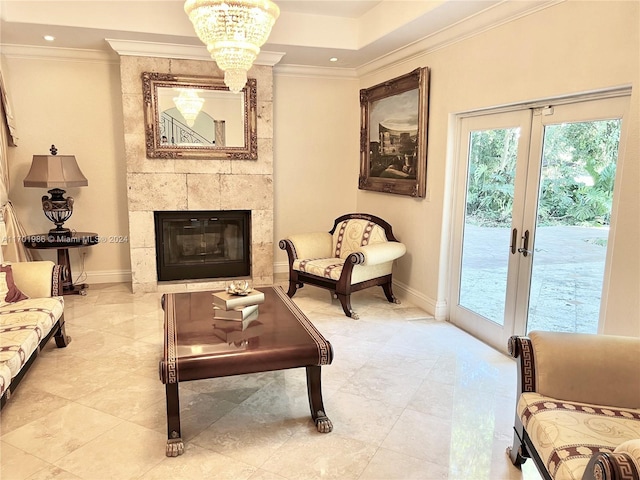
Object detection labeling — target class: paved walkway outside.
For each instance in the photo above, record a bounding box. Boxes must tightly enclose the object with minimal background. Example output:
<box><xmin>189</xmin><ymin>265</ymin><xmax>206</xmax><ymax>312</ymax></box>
<box><xmin>459</xmin><ymin>224</ymin><xmax>610</xmax><ymax>334</ymax></box>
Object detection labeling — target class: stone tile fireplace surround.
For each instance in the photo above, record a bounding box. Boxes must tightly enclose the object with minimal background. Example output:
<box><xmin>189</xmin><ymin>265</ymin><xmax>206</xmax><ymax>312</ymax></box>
<box><xmin>118</xmin><ymin>56</ymin><xmax>274</xmax><ymax>293</ymax></box>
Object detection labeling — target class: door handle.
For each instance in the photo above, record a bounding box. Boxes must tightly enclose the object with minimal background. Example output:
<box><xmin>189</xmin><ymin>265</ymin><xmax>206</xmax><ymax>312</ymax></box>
<box><xmin>510</xmin><ymin>228</ymin><xmax>517</xmax><ymax>254</ymax></box>
<box><xmin>517</xmin><ymin>230</ymin><xmax>532</xmax><ymax>257</ymax></box>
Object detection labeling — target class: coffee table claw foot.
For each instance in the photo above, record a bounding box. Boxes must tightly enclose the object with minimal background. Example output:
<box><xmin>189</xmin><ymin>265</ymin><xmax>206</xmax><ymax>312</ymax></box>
<box><xmin>315</xmin><ymin>411</ymin><xmax>333</xmax><ymax>433</ymax></box>
<box><xmin>166</xmin><ymin>439</ymin><xmax>184</xmax><ymax>457</ymax></box>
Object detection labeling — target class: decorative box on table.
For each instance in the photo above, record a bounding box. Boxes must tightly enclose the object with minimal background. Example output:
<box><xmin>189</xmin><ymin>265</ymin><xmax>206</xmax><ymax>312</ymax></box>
<box><xmin>212</xmin><ymin>304</ymin><xmax>259</xmax><ymax>321</ymax></box>
<box><xmin>212</xmin><ymin>290</ymin><xmax>265</xmax><ymax>311</ymax></box>
<box><xmin>212</xmin><ymin>282</ymin><xmax>264</xmax><ymax>322</ymax></box>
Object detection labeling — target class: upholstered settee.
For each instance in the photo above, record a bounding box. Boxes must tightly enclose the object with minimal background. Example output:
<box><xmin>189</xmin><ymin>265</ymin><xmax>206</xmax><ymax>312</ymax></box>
<box><xmin>508</xmin><ymin>331</ymin><xmax>640</xmax><ymax>480</ymax></box>
<box><xmin>279</xmin><ymin>213</ymin><xmax>406</xmax><ymax>319</ymax></box>
<box><xmin>0</xmin><ymin>261</ymin><xmax>69</xmax><ymax>409</ymax></box>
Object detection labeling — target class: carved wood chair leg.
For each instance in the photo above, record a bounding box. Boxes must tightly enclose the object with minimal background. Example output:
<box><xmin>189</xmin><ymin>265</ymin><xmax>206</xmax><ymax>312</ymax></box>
<box><xmin>508</xmin><ymin>416</ymin><xmax>529</xmax><ymax>467</ymax></box>
<box><xmin>336</xmin><ymin>293</ymin><xmax>358</xmax><ymax>319</ymax></box>
<box><xmin>382</xmin><ymin>280</ymin><xmax>400</xmax><ymax>304</ymax></box>
<box><xmin>287</xmin><ymin>280</ymin><xmax>299</xmax><ymax>298</ymax></box>
<box><xmin>54</xmin><ymin>321</ymin><xmax>71</xmax><ymax>348</ymax></box>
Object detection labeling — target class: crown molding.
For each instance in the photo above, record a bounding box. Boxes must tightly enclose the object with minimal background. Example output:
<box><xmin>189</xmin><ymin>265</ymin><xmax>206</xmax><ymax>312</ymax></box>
<box><xmin>105</xmin><ymin>39</ymin><xmax>285</xmax><ymax>66</ymax></box>
<box><xmin>274</xmin><ymin>64</ymin><xmax>357</xmax><ymax>80</ymax></box>
<box><xmin>254</xmin><ymin>50</ymin><xmax>287</xmax><ymax>67</ymax></box>
<box><xmin>357</xmin><ymin>0</ymin><xmax>564</xmax><ymax>78</ymax></box>
<box><xmin>0</xmin><ymin>43</ymin><xmax>117</xmax><ymax>63</ymax></box>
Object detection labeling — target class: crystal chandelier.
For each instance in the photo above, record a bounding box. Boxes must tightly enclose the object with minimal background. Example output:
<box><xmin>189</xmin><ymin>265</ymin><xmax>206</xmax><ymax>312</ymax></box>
<box><xmin>173</xmin><ymin>88</ymin><xmax>205</xmax><ymax>127</ymax></box>
<box><xmin>184</xmin><ymin>0</ymin><xmax>280</xmax><ymax>93</ymax></box>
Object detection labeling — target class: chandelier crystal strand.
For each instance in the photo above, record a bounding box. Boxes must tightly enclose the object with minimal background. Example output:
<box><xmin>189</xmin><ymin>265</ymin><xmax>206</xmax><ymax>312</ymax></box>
<box><xmin>173</xmin><ymin>89</ymin><xmax>205</xmax><ymax>127</ymax></box>
<box><xmin>184</xmin><ymin>0</ymin><xmax>280</xmax><ymax>93</ymax></box>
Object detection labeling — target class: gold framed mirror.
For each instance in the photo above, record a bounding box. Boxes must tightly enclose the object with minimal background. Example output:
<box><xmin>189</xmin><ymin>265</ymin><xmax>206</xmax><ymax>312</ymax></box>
<box><xmin>142</xmin><ymin>72</ymin><xmax>257</xmax><ymax>159</ymax></box>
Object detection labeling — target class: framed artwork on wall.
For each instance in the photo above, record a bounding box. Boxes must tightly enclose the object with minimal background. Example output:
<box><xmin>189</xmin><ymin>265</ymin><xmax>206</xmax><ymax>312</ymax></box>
<box><xmin>142</xmin><ymin>72</ymin><xmax>258</xmax><ymax>160</ymax></box>
<box><xmin>359</xmin><ymin>67</ymin><xmax>430</xmax><ymax>197</ymax></box>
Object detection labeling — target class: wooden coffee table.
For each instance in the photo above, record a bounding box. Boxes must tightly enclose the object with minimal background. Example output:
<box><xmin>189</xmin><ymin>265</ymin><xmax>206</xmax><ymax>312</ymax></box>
<box><xmin>159</xmin><ymin>286</ymin><xmax>334</xmax><ymax>456</ymax></box>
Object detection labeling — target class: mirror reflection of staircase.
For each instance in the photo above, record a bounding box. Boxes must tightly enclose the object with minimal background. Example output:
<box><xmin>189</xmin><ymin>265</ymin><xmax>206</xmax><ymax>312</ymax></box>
<box><xmin>160</xmin><ymin>110</ymin><xmax>225</xmax><ymax>146</ymax></box>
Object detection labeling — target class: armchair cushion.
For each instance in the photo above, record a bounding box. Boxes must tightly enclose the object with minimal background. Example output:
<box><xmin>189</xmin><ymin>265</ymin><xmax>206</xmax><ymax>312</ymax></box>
<box><xmin>358</xmin><ymin>242</ymin><xmax>407</xmax><ymax>266</ymax></box>
<box><xmin>0</xmin><ymin>297</ymin><xmax>65</xmax><ymax>382</ymax></box>
<box><xmin>294</xmin><ymin>257</ymin><xmax>345</xmax><ymax>281</ymax></box>
<box><xmin>0</xmin><ymin>261</ymin><xmax>69</xmax><ymax>409</ymax></box>
<box><xmin>333</xmin><ymin>218</ymin><xmax>390</xmax><ymax>258</ymax></box>
<box><xmin>10</xmin><ymin>261</ymin><xmax>58</xmax><ymax>299</ymax></box>
<box><xmin>530</xmin><ymin>331</ymin><xmax>640</xmax><ymax>409</ymax></box>
<box><xmin>292</xmin><ymin>242</ymin><xmax>407</xmax><ymax>282</ymax></box>
<box><xmin>517</xmin><ymin>392</ymin><xmax>640</xmax><ymax>480</ymax></box>
<box><xmin>286</xmin><ymin>232</ymin><xmax>333</xmax><ymax>260</ymax></box>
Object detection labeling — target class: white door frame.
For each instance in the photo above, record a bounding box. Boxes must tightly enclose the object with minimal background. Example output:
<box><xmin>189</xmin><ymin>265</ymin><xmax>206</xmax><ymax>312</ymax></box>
<box><xmin>446</xmin><ymin>88</ymin><xmax>631</xmax><ymax>352</ymax></box>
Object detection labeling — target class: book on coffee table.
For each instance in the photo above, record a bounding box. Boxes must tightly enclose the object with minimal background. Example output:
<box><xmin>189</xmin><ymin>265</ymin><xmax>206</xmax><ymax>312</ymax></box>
<box><xmin>212</xmin><ymin>319</ymin><xmax>264</xmax><ymax>344</ymax></box>
<box><xmin>212</xmin><ymin>289</ymin><xmax>265</xmax><ymax>310</ymax></box>
<box><xmin>213</xmin><ymin>304</ymin><xmax>259</xmax><ymax>321</ymax></box>
<box><xmin>212</xmin><ymin>311</ymin><xmax>259</xmax><ymax>331</ymax></box>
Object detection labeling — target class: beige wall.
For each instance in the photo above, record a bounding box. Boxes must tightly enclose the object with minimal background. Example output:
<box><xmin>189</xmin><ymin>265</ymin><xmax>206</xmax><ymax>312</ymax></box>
<box><xmin>273</xmin><ymin>73</ymin><xmax>359</xmax><ymax>251</ymax></box>
<box><xmin>2</xmin><ymin>0</ymin><xmax>638</xmax><ymax>336</ymax></box>
<box><xmin>355</xmin><ymin>0</ymin><xmax>639</xmax><ymax>336</ymax></box>
<box><xmin>4</xmin><ymin>51</ymin><xmax>129</xmax><ymax>283</ymax></box>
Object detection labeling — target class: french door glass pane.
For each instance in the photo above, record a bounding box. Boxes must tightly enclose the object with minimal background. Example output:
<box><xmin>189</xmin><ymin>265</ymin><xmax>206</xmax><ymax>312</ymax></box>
<box><xmin>526</xmin><ymin>119</ymin><xmax>621</xmax><ymax>333</ymax></box>
<box><xmin>459</xmin><ymin>128</ymin><xmax>520</xmax><ymax>325</ymax></box>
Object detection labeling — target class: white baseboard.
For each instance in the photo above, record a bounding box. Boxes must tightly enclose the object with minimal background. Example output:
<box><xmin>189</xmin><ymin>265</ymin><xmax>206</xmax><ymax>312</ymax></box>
<box><xmin>392</xmin><ymin>279</ymin><xmax>444</xmax><ymax>320</ymax></box>
<box><xmin>96</xmin><ymin>262</ymin><xmax>449</xmax><ymax>320</ymax></box>
<box><xmin>273</xmin><ymin>261</ymin><xmax>289</xmax><ymax>275</ymax></box>
<box><xmin>82</xmin><ymin>270</ymin><xmax>132</xmax><ymax>285</ymax></box>
<box><xmin>274</xmin><ymin>262</ymin><xmax>446</xmax><ymax>321</ymax></box>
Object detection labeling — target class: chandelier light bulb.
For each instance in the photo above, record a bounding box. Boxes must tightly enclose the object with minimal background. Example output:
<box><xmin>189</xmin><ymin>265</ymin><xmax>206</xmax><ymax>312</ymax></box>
<box><xmin>184</xmin><ymin>0</ymin><xmax>280</xmax><ymax>93</ymax></box>
<box><xmin>173</xmin><ymin>88</ymin><xmax>205</xmax><ymax>127</ymax></box>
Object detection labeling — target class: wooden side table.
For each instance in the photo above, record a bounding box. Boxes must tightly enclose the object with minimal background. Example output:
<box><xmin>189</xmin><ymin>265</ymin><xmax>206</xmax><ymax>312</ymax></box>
<box><xmin>23</xmin><ymin>231</ymin><xmax>99</xmax><ymax>295</ymax></box>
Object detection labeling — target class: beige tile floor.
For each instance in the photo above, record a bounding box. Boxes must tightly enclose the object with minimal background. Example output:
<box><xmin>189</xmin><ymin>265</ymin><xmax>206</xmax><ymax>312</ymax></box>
<box><xmin>0</xmin><ymin>281</ymin><xmax>543</xmax><ymax>480</ymax></box>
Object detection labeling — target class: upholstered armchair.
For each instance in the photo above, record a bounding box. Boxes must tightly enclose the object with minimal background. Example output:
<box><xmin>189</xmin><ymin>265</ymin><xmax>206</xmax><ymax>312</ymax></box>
<box><xmin>508</xmin><ymin>331</ymin><xmax>640</xmax><ymax>480</ymax></box>
<box><xmin>278</xmin><ymin>213</ymin><xmax>406</xmax><ymax>319</ymax></box>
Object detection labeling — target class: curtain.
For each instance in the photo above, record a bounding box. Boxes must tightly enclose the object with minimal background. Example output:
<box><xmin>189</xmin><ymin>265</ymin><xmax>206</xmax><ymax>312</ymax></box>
<box><xmin>0</xmin><ymin>68</ymin><xmax>36</xmax><ymax>262</ymax></box>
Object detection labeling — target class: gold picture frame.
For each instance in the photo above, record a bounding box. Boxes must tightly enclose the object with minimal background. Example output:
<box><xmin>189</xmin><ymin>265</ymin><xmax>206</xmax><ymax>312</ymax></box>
<box><xmin>142</xmin><ymin>72</ymin><xmax>257</xmax><ymax>160</ymax></box>
<box><xmin>359</xmin><ymin>67</ymin><xmax>430</xmax><ymax>197</ymax></box>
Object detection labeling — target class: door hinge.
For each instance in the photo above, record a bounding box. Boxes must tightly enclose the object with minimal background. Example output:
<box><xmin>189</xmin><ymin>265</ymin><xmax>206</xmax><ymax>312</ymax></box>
<box><xmin>534</xmin><ymin>106</ymin><xmax>554</xmax><ymax>116</ymax></box>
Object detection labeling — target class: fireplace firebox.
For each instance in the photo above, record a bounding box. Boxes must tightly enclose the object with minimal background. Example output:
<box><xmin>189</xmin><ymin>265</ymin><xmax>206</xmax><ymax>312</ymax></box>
<box><xmin>154</xmin><ymin>210</ymin><xmax>250</xmax><ymax>281</ymax></box>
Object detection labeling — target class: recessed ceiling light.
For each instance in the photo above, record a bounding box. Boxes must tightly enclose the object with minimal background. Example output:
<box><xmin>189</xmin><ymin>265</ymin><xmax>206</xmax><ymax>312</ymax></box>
<box><xmin>329</xmin><ymin>57</ymin><xmax>338</xmax><ymax>62</ymax></box>
<box><xmin>44</xmin><ymin>35</ymin><xmax>55</xmax><ymax>42</ymax></box>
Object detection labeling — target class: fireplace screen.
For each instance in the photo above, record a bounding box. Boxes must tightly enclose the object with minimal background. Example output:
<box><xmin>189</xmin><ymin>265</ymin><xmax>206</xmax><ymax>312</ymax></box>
<box><xmin>154</xmin><ymin>210</ymin><xmax>250</xmax><ymax>281</ymax></box>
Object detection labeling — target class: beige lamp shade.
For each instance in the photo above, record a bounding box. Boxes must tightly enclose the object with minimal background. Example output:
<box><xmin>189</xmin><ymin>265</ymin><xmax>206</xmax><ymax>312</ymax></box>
<box><xmin>24</xmin><ymin>154</ymin><xmax>88</xmax><ymax>188</ymax></box>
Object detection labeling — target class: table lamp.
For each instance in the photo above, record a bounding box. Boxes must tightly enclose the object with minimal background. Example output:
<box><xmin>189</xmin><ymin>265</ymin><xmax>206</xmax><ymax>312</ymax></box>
<box><xmin>23</xmin><ymin>145</ymin><xmax>88</xmax><ymax>234</ymax></box>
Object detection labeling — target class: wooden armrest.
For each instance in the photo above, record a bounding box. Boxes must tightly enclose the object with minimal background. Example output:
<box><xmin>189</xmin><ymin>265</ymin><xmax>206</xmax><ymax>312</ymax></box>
<box><xmin>508</xmin><ymin>335</ymin><xmax>537</xmax><ymax>395</ymax></box>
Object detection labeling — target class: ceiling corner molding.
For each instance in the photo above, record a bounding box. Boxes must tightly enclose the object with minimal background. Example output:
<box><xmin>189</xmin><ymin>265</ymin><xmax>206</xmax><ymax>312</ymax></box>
<box><xmin>105</xmin><ymin>39</ymin><xmax>209</xmax><ymax>60</ymax></box>
<box><xmin>357</xmin><ymin>0</ymin><xmax>564</xmax><ymax>78</ymax></box>
<box><xmin>105</xmin><ymin>39</ymin><xmax>285</xmax><ymax>66</ymax></box>
<box><xmin>254</xmin><ymin>51</ymin><xmax>287</xmax><ymax>67</ymax></box>
<box><xmin>0</xmin><ymin>43</ymin><xmax>116</xmax><ymax>63</ymax></box>
<box><xmin>274</xmin><ymin>64</ymin><xmax>358</xmax><ymax>80</ymax></box>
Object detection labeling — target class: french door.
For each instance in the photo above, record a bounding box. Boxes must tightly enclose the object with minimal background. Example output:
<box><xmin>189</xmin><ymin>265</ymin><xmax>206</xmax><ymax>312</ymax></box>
<box><xmin>449</xmin><ymin>96</ymin><xmax>627</xmax><ymax>352</ymax></box>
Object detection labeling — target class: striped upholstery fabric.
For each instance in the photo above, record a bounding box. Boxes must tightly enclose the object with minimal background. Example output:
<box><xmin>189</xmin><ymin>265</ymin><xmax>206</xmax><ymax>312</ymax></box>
<box><xmin>518</xmin><ymin>392</ymin><xmax>640</xmax><ymax>480</ymax></box>
<box><xmin>292</xmin><ymin>219</ymin><xmax>390</xmax><ymax>281</ymax></box>
<box><xmin>332</xmin><ymin>219</ymin><xmax>388</xmax><ymax>259</ymax></box>
<box><xmin>0</xmin><ymin>297</ymin><xmax>64</xmax><ymax>397</ymax></box>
